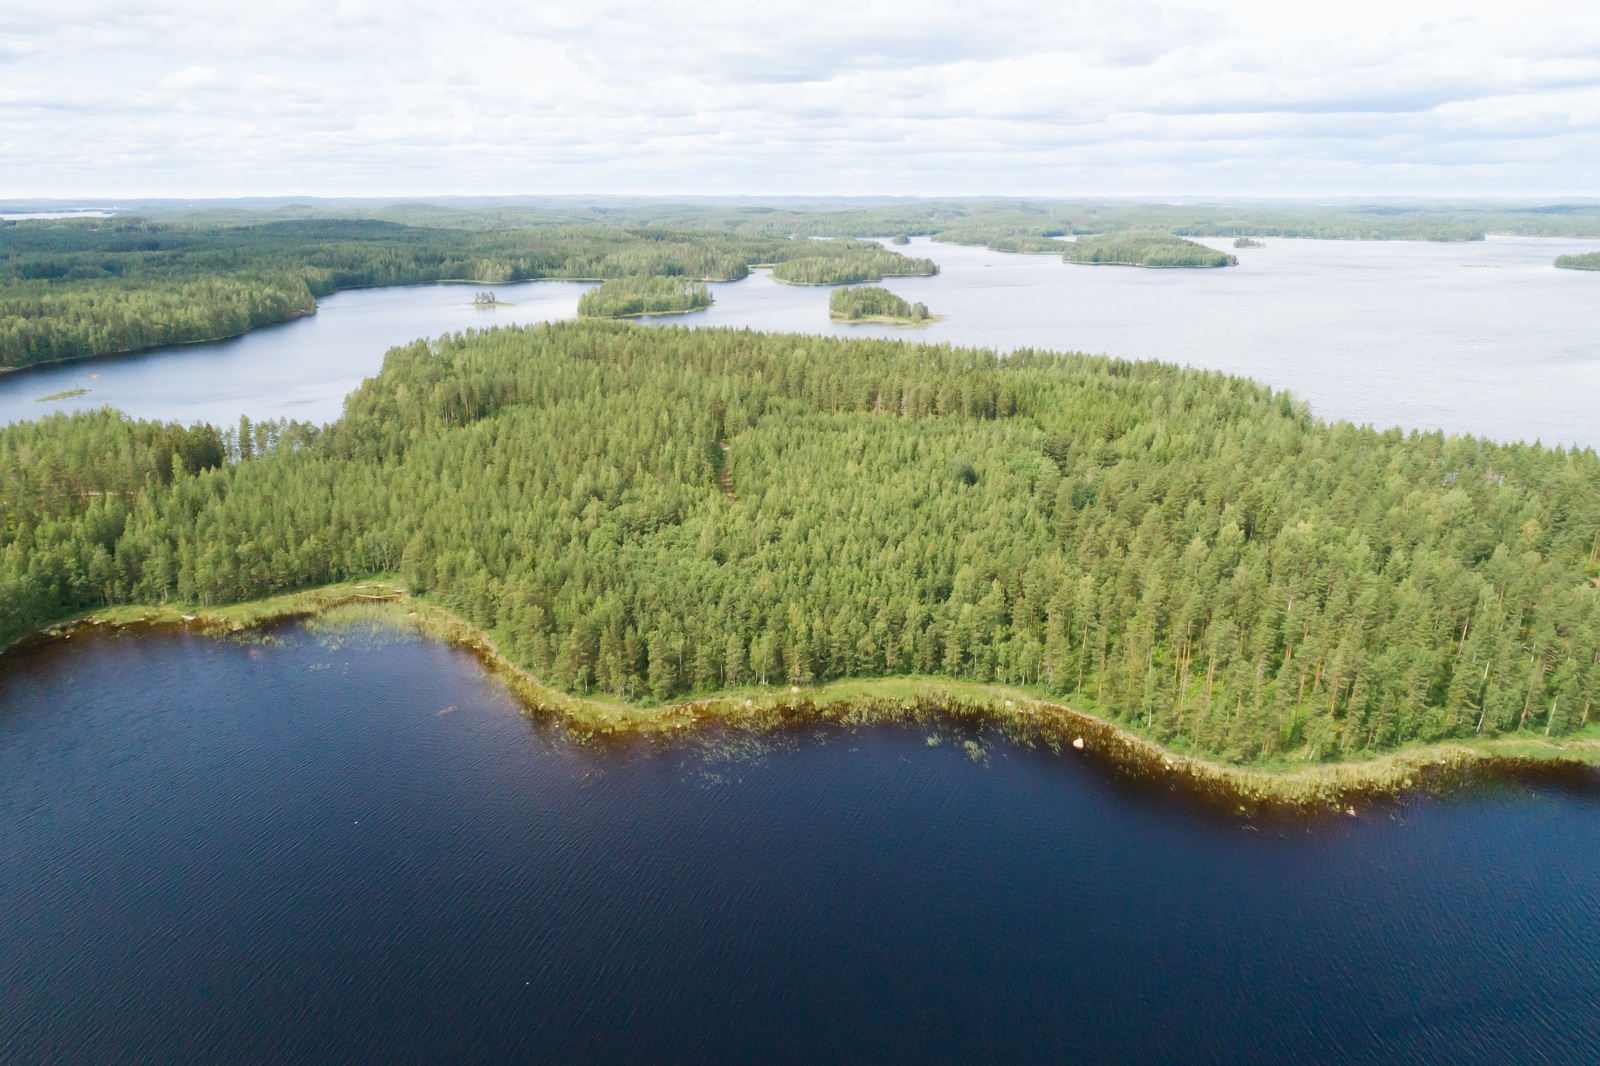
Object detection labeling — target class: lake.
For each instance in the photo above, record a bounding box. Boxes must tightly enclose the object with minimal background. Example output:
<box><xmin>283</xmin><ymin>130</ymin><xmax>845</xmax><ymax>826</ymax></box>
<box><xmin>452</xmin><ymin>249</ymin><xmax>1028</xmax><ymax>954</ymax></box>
<box><xmin>3</xmin><ymin>235</ymin><xmax>1598</xmax><ymax>447</ymax></box>
<box><xmin>4</xmin><ymin>621</ymin><xmax>1599</xmax><ymax>1063</ymax></box>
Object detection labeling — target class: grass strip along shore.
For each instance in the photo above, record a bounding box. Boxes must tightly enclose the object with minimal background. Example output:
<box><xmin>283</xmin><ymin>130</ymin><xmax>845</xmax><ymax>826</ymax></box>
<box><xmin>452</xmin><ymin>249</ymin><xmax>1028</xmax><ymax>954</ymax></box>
<box><xmin>16</xmin><ymin>584</ymin><xmax>1599</xmax><ymax>816</ymax></box>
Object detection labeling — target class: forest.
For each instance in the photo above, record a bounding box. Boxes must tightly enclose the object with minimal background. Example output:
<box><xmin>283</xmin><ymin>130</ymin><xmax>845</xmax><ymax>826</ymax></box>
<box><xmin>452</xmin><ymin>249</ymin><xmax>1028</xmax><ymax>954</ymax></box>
<box><xmin>3</xmin><ymin>321</ymin><xmax>1597</xmax><ymax>764</ymax></box>
<box><xmin>577</xmin><ymin>277</ymin><xmax>712</xmax><ymax>318</ymax></box>
<box><xmin>829</xmin><ymin>286</ymin><xmax>930</xmax><ymax>322</ymax></box>
<box><xmin>769</xmin><ymin>250</ymin><xmax>939</xmax><ymax>285</ymax></box>
<box><xmin>933</xmin><ymin>228</ymin><xmax>1072</xmax><ymax>254</ymax></box>
<box><xmin>0</xmin><ymin>219</ymin><xmax>928</xmax><ymax>368</ymax></box>
<box><xmin>176</xmin><ymin>197</ymin><xmax>1600</xmax><ymax>242</ymax></box>
<box><xmin>1062</xmin><ymin>233</ymin><xmax>1237</xmax><ymax>269</ymax></box>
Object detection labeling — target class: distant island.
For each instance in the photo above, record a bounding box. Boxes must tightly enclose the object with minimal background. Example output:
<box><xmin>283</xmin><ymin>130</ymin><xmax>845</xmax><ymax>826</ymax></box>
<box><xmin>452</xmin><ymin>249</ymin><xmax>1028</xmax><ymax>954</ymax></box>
<box><xmin>1554</xmin><ymin>251</ymin><xmax>1600</xmax><ymax>270</ymax></box>
<box><xmin>577</xmin><ymin>277</ymin><xmax>712</xmax><ymax>318</ymax></box>
<box><xmin>1063</xmin><ymin>233</ymin><xmax>1237</xmax><ymax>268</ymax></box>
<box><xmin>1233</xmin><ymin>237</ymin><xmax>1265</xmax><ymax>249</ymax></box>
<box><xmin>472</xmin><ymin>290</ymin><xmax>509</xmax><ymax>306</ymax></box>
<box><xmin>771</xmin><ymin>249</ymin><xmax>939</xmax><ymax>285</ymax></box>
<box><xmin>934</xmin><ymin>228</ymin><xmax>1071</xmax><ymax>254</ymax></box>
<box><xmin>829</xmin><ymin>285</ymin><xmax>934</xmax><ymax>323</ymax></box>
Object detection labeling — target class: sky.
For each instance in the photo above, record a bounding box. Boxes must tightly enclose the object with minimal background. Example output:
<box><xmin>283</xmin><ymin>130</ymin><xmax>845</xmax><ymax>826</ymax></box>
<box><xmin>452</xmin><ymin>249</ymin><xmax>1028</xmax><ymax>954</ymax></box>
<box><xmin>2</xmin><ymin>0</ymin><xmax>1598</xmax><ymax>199</ymax></box>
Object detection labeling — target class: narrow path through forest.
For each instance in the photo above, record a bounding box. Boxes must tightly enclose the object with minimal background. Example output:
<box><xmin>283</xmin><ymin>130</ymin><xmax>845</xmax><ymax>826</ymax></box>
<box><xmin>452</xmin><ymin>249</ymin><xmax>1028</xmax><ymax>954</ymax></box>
<box><xmin>717</xmin><ymin>441</ymin><xmax>736</xmax><ymax>501</ymax></box>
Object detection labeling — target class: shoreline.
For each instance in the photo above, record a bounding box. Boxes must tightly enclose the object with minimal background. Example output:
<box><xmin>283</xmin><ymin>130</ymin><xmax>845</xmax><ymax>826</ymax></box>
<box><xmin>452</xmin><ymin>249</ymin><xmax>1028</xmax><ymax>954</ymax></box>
<box><xmin>9</xmin><ymin>583</ymin><xmax>1598</xmax><ymax>815</ymax></box>
<box><xmin>0</xmin><ymin>307</ymin><xmax>319</xmax><ymax>377</ymax></box>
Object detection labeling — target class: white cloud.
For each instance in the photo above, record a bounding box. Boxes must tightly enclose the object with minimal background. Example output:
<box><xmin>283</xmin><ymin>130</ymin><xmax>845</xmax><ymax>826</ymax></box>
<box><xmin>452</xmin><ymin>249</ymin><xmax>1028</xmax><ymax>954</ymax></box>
<box><xmin>159</xmin><ymin>65</ymin><xmax>220</xmax><ymax>90</ymax></box>
<box><xmin>0</xmin><ymin>0</ymin><xmax>1596</xmax><ymax>196</ymax></box>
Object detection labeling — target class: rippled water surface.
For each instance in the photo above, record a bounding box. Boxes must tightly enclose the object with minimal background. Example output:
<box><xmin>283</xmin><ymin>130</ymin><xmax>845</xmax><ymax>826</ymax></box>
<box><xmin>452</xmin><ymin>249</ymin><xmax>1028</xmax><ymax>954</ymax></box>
<box><xmin>3</xmin><ymin>236</ymin><xmax>1597</xmax><ymax>446</ymax></box>
<box><xmin>3</xmin><ymin>624</ymin><xmax>1599</xmax><ymax>1063</ymax></box>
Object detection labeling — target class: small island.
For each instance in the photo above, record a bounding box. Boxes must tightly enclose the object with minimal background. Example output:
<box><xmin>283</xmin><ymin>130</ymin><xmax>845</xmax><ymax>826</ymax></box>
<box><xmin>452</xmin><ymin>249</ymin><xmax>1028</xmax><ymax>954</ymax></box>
<box><xmin>35</xmin><ymin>387</ymin><xmax>90</xmax><ymax>402</ymax></box>
<box><xmin>1063</xmin><ymin>232</ymin><xmax>1237</xmax><ymax>268</ymax></box>
<box><xmin>577</xmin><ymin>277</ymin><xmax>712</xmax><ymax>318</ymax></box>
<box><xmin>829</xmin><ymin>285</ymin><xmax>934</xmax><ymax>324</ymax></box>
<box><xmin>471</xmin><ymin>290</ymin><xmax>509</xmax><ymax>307</ymax></box>
<box><xmin>1554</xmin><ymin>251</ymin><xmax>1600</xmax><ymax>270</ymax></box>
<box><xmin>1233</xmin><ymin>237</ymin><xmax>1265</xmax><ymax>249</ymax></box>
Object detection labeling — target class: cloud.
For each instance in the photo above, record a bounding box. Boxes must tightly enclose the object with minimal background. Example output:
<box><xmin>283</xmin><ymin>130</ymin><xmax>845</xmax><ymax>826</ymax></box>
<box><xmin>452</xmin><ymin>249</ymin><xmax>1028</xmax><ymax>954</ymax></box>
<box><xmin>0</xmin><ymin>0</ymin><xmax>1596</xmax><ymax>196</ymax></box>
<box><xmin>159</xmin><ymin>65</ymin><xmax>220</xmax><ymax>90</ymax></box>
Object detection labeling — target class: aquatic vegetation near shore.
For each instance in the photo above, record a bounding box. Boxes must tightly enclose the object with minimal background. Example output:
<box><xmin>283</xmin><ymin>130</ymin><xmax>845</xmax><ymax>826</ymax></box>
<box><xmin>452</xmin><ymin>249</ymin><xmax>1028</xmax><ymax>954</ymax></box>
<box><xmin>35</xmin><ymin>387</ymin><xmax>90</xmax><ymax>401</ymax></box>
<box><xmin>23</xmin><ymin>591</ymin><xmax>1600</xmax><ymax>817</ymax></box>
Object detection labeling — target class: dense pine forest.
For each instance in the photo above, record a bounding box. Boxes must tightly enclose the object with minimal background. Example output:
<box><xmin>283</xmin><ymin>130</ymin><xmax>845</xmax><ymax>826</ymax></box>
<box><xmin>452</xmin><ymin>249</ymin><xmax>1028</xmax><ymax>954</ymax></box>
<box><xmin>0</xmin><ymin>219</ymin><xmax>927</xmax><ymax>368</ymax></box>
<box><xmin>4</xmin><ymin>322</ymin><xmax>1598</xmax><ymax>762</ymax></box>
<box><xmin>1062</xmin><ymin>233</ymin><xmax>1237</xmax><ymax>269</ymax></box>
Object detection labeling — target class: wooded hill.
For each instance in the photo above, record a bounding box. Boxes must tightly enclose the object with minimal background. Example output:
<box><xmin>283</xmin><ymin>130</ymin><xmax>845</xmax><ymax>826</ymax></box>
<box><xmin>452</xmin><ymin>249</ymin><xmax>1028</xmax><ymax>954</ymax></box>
<box><xmin>4</xmin><ymin>322</ymin><xmax>1597</xmax><ymax>763</ymax></box>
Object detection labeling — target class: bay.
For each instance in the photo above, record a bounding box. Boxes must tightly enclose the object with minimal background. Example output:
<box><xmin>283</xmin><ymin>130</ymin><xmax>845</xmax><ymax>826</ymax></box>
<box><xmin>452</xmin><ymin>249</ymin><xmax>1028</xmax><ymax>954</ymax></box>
<box><xmin>3</xmin><ymin>622</ymin><xmax>1598</xmax><ymax>1063</ymax></box>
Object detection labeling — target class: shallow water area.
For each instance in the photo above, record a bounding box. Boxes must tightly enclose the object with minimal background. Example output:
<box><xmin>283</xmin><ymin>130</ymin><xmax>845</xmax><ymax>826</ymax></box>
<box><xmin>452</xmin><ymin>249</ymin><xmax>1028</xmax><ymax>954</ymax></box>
<box><xmin>4</xmin><ymin>622</ymin><xmax>1600</xmax><ymax>1063</ymax></box>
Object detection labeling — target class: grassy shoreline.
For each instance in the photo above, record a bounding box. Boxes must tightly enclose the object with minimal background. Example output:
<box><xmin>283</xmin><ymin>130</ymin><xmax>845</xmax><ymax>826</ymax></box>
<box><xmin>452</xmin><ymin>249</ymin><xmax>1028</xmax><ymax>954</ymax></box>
<box><xmin>9</xmin><ymin>583</ymin><xmax>1597</xmax><ymax>814</ymax></box>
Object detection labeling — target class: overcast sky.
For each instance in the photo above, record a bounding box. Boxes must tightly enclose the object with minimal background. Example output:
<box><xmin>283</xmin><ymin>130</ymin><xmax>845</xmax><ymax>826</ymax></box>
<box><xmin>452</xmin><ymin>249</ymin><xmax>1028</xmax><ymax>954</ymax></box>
<box><xmin>2</xmin><ymin>0</ymin><xmax>1597</xmax><ymax>198</ymax></box>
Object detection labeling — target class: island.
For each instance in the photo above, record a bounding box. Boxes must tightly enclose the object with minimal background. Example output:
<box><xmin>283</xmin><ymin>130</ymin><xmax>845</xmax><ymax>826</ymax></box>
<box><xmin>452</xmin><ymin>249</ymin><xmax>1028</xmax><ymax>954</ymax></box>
<box><xmin>1063</xmin><ymin>232</ymin><xmax>1237</xmax><ymax>268</ymax></box>
<box><xmin>1555</xmin><ymin>251</ymin><xmax>1600</xmax><ymax>270</ymax></box>
<box><xmin>471</xmin><ymin>290</ymin><xmax>509</xmax><ymax>306</ymax></box>
<box><xmin>934</xmin><ymin>228</ymin><xmax>1072</xmax><ymax>254</ymax></box>
<box><xmin>577</xmin><ymin>277</ymin><xmax>712</xmax><ymax>318</ymax></box>
<box><xmin>829</xmin><ymin>285</ymin><xmax>933</xmax><ymax>323</ymax></box>
<box><xmin>1233</xmin><ymin>237</ymin><xmax>1265</xmax><ymax>248</ymax></box>
<box><xmin>35</xmin><ymin>387</ymin><xmax>91</xmax><ymax>402</ymax></box>
<box><xmin>5</xmin><ymin>321</ymin><xmax>1597</xmax><ymax>808</ymax></box>
<box><xmin>770</xmin><ymin>249</ymin><xmax>939</xmax><ymax>285</ymax></box>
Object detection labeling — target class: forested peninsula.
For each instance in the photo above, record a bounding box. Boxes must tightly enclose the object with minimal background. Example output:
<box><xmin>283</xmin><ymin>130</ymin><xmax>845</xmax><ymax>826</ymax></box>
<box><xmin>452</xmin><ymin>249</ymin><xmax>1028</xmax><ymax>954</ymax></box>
<box><xmin>5</xmin><ymin>323</ymin><xmax>1598</xmax><ymax>773</ymax></box>
<box><xmin>0</xmin><ymin>219</ymin><xmax>929</xmax><ymax>369</ymax></box>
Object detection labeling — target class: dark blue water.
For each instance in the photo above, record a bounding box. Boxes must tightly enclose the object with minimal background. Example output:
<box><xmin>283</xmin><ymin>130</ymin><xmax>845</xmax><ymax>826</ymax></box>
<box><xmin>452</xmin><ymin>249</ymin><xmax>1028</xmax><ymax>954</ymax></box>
<box><xmin>4</xmin><ymin>623</ymin><xmax>1600</xmax><ymax>1063</ymax></box>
